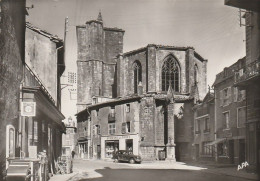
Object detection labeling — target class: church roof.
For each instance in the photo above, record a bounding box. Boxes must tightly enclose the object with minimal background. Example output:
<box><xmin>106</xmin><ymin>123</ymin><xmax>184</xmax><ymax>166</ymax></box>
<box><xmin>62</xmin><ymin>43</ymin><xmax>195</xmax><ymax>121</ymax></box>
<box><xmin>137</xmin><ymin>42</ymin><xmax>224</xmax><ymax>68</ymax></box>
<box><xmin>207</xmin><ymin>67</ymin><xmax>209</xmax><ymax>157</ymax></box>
<box><xmin>122</xmin><ymin>44</ymin><xmax>207</xmax><ymax>62</ymax></box>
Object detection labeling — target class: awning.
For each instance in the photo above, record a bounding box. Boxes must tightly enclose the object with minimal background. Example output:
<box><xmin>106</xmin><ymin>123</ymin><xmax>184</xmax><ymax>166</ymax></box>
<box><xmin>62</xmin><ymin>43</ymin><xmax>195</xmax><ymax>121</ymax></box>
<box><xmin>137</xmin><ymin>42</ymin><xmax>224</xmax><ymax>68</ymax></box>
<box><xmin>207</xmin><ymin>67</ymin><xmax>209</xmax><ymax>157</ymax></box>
<box><xmin>206</xmin><ymin>138</ymin><xmax>226</xmax><ymax>146</ymax></box>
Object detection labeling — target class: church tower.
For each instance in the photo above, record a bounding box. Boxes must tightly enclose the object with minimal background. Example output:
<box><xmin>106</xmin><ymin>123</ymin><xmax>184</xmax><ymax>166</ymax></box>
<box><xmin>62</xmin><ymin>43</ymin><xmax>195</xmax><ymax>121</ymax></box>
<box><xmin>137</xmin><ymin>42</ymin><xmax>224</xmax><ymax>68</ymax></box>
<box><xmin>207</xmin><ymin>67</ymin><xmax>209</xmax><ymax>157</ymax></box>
<box><xmin>76</xmin><ymin>13</ymin><xmax>124</xmax><ymax>112</ymax></box>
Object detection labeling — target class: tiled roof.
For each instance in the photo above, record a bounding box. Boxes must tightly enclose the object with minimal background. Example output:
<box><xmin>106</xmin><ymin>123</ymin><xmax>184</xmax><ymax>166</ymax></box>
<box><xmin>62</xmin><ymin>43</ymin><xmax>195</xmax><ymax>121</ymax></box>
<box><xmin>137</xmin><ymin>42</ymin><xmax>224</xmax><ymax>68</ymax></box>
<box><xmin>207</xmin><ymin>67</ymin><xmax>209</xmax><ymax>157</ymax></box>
<box><xmin>76</xmin><ymin>95</ymin><xmax>142</xmax><ymax>116</ymax></box>
<box><xmin>103</xmin><ymin>27</ymin><xmax>125</xmax><ymax>32</ymax></box>
<box><xmin>26</xmin><ymin>22</ymin><xmax>63</xmax><ymax>43</ymax></box>
<box><xmin>213</xmin><ymin>57</ymin><xmax>246</xmax><ymax>86</ymax></box>
<box><xmin>76</xmin><ymin>92</ymin><xmax>193</xmax><ymax>116</ymax></box>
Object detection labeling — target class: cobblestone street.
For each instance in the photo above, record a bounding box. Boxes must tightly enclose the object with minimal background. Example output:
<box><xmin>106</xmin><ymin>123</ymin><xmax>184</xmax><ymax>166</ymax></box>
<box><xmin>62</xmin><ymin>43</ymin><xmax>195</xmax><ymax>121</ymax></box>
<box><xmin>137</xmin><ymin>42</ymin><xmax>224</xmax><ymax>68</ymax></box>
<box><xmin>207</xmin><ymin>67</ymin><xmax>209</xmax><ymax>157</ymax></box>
<box><xmin>50</xmin><ymin>159</ymin><xmax>258</xmax><ymax>181</ymax></box>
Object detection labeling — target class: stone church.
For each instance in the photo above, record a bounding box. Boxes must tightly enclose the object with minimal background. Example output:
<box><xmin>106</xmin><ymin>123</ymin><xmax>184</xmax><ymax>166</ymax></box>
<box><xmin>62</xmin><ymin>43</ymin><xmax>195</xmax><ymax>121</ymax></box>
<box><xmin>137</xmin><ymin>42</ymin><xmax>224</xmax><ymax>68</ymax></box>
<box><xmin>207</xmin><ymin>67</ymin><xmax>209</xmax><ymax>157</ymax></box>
<box><xmin>76</xmin><ymin>13</ymin><xmax>207</xmax><ymax>161</ymax></box>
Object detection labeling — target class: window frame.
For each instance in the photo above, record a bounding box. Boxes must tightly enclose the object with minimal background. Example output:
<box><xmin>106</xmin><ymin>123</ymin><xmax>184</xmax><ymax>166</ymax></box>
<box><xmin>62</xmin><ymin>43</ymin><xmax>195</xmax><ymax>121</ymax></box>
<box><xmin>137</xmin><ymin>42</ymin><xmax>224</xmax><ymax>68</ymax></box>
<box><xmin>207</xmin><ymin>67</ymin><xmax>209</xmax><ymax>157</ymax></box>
<box><xmin>161</xmin><ymin>55</ymin><xmax>181</xmax><ymax>92</ymax></box>
<box><xmin>202</xmin><ymin>141</ymin><xmax>213</xmax><ymax>156</ymax></box>
<box><xmin>204</xmin><ymin>117</ymin><xmax>210</xmax><ymax>133</ymax></box>
<box><xmin>194</xmin><ymin>64</ymin><xmax>199</xmax><ymax>85</ymax></box>
<box><xmin>133</xmin><ymin>60</ymin><xmax>142</xmax><ymax>94</ymax></box>
<box><xmin>108</xmin><ymin>122</ymin><xmax>116</xmax><ymax>135</ymax></box>
<box><xmin>126</xmin><ymin>122</ymin><xmax>131</xmax><ymax>133</ymax></box>
<box><xmin>195</xmin><ymin>119</ymin><xmax>201</xmax><ymax>134</ymax></box>
<box><xmin>223</xmin><ymin>111</ymin><xmax>230</xmax><ymax>130</ymax></box>
<box><xmin>237</xmin><ymin>106</ymin><xmax>246</xmax><ymax>128</ymax></box>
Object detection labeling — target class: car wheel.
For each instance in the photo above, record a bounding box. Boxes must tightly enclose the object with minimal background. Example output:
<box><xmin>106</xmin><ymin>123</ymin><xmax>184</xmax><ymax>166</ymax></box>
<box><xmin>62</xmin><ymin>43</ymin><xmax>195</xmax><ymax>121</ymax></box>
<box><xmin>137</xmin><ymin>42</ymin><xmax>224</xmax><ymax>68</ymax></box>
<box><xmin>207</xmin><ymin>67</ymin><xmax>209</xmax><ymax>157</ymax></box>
<box><xmin>129</xmin><ymin>158</ymin><xmax>135</xmax><ymax>164</ymax></box>
<box><xmin>114</xmin><ymin>158</ymin><xmax>119</xmax><ymax>163</ymax></box>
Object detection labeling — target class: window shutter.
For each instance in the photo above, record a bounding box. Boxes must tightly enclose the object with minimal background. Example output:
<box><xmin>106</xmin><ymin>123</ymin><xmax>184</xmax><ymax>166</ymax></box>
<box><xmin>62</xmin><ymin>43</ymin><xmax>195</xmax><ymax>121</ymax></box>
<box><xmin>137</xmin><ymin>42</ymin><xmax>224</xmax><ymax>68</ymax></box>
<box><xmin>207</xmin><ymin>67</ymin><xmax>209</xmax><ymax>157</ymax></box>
<box><xmin>241</xmin><ymin>90</ymin><xmax>246</xmax><ymax>101</ymax></box>
<box><xmin>93</xmin><ymin>125</ymin><xmax>96</xmax><ymax>136</ymax></box>
<box><xmin>97</xmin><ymin>125</ymin><xmax>100</xmax><ymax>135</ymax></box>
<box><xmin>122</xmin><ymin>123</ymin><xmax>126</xmax><ymax>134</ymax></box>
<box><xmin>234</xmin><ymin>87</ymin><xmax>238</xmax><ymax>102</ymax></box>
<box><xmin>228</xmin><ymin>87</ymin><xmax>232</xmax><ymax>104</ymax></box>
<box><xmin>220</xmin><ymin>90</ymin><xmax>223</xmax><ymax>107</ymax></box>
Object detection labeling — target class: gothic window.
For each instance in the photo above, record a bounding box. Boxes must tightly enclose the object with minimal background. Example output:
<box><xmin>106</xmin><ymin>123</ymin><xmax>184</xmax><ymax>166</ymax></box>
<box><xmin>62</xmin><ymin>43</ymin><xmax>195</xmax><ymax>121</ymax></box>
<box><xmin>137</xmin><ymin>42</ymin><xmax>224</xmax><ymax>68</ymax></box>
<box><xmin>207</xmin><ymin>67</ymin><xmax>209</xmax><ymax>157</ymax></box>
<box><xmin>133</xmin><ymin>61</ymin><xmax>142</xmax><ymax>94</ymax></box>
<box><xmin>194</xmin><ymin>64</ymin><xmax>198</xmax><ymax>85</ymax></box>
<box><xmin>162</xmin><ymin>56</ymin><xmax>180</xmax><ymax>92</ymax></box>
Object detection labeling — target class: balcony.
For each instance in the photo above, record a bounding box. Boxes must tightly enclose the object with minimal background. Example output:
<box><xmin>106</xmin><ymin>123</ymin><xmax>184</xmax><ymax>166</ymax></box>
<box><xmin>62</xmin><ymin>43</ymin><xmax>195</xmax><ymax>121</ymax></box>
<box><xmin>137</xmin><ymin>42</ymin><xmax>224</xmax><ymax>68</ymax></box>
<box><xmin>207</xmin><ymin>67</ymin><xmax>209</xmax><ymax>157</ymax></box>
<box><xmin>235</xmin><ymin>59</ymin><xmax>260</xmax><ymax>86</ymax></box>
<box><xmin>195</xmin><ymin>130</ymin><xmax>201</xmax><ymax>134</ymax></box>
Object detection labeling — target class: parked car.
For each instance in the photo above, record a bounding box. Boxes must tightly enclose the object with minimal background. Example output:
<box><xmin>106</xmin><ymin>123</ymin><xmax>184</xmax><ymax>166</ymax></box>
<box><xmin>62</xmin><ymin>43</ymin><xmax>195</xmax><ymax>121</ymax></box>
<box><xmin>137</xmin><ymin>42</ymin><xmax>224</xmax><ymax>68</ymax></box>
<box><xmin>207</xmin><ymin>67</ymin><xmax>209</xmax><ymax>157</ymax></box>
<box><xmin>112</xmin><ymin>150</ymin><xmax>142</xmax><ymax>164</ymax></box>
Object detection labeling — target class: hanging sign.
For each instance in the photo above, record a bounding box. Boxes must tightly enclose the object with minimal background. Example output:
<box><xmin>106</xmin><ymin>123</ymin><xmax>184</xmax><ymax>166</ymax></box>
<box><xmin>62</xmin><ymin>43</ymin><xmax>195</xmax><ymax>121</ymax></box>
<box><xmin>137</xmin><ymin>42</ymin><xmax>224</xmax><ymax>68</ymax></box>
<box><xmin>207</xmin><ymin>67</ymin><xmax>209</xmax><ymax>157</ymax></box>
<box><xmin>21</xmin><ymin>102</ymin><xmax>36</xmax><ymax>117</ymax></box>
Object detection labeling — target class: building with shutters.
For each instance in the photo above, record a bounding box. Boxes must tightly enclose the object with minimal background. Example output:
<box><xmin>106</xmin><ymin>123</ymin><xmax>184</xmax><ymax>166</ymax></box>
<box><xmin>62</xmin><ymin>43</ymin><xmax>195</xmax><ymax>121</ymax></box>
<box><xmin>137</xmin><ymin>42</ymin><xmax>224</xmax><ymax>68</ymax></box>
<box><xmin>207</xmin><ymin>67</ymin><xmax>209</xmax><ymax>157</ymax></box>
<box><xmin>76</xmin><ymin>13</ymin><xmax>208</xmax><ymax>161</ymax></box>
<box><xmin>212</xmin><ymin>57</ymin><xmax>246</xmax><ymax>165</ymax></box>
<box><xmin>225</xmin><ymin>0</ymin><xmax>260</xmax><ymax>173</ymax></box>
<box><xmin>193</xmin><ymin>90</ymin><xmax>215</xmax><ymax>162</ymax></box>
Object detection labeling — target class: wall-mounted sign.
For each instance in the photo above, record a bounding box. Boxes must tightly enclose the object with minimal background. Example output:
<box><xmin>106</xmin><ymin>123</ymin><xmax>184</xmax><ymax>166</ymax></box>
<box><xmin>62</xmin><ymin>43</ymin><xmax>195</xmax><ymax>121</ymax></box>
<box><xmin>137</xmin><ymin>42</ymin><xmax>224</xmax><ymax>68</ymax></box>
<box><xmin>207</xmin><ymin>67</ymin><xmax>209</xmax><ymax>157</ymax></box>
<box><xmin>21</xmin><ymin>102</ymin><xmax>36</xmax><ymax>117</ymax></box>
<box><xmin>104</xmin><ymin>135</ymin><xmax>131</xmax><ymax>140</ymax></box>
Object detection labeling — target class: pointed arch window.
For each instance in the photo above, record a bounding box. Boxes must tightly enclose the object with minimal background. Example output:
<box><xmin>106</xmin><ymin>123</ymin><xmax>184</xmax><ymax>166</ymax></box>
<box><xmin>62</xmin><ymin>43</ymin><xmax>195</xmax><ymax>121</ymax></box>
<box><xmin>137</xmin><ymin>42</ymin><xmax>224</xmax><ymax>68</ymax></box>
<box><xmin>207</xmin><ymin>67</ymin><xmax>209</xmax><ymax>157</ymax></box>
<box><xmin>194</xmin><ymin>64</ymin><xmax>198</xmax><ymax>85</ymax></box>
<box><xmin>162</xmin><ymin>56</ymin><xmax>180</xmax><ymax>92</ymax></box>
<box><xmin>133</xmin><ymin>61</ymin><xmax>142</xmax><ymax>94</ymax></box>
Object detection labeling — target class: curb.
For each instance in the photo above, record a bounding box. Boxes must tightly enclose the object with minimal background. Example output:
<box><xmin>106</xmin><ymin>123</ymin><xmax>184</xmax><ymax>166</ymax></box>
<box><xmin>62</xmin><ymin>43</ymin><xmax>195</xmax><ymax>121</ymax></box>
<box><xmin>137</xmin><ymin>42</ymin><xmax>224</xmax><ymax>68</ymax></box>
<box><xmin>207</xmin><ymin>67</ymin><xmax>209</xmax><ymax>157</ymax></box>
<box><xmin>201</xmin><ymin>168</ymin><xmax>258</xmax><ymax>181</ymax></box>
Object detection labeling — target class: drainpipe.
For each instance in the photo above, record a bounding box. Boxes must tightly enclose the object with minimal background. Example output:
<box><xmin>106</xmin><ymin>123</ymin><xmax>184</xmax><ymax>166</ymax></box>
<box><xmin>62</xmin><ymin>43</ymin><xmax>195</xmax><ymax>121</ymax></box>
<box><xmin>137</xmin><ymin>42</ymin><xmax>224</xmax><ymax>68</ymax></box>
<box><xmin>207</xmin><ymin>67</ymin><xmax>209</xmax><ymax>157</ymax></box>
<box><xmin>56</xmin><ymin>45</ymin><xmax>64</xmax><ymax>108</ymax></box>
<box><xmin>214</xmin><ymin>87</ymin><xmax>218</xmax><ymax>162</ymax></box>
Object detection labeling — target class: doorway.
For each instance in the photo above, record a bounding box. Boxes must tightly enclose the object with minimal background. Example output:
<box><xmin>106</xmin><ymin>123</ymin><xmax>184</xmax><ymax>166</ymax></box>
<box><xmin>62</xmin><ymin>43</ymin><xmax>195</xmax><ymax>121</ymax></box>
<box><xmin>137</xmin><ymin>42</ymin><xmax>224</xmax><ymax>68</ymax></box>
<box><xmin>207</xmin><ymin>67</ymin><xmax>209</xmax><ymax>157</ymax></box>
<box><xmin>97</xmin><ymin>145</ymin><xmax>101</xmax><ymax>159</ymax></box>
<box><xmin>239</xmin><ymin>139</ymin><xmax>245</xmax><ymax>164</ymax></box>
<box><xmin>126</xmin><ymin>139</ymin><xmax>133</xmax><ymax>153</ymax></box>
<box><xmin>229</xmin><ymin>140</ymin><xmax>234</xmax><ymax>164</ymax></box>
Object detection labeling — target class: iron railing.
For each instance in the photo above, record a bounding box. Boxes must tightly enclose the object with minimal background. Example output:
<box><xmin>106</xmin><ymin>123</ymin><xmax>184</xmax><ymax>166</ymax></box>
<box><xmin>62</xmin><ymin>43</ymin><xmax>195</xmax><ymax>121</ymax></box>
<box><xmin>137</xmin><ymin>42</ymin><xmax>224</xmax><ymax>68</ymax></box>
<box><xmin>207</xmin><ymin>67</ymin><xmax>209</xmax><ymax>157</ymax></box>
<box><xmin>235</xmin><ymin>59</ymin><xmax>260</xmax><ymax>83</ymax></box>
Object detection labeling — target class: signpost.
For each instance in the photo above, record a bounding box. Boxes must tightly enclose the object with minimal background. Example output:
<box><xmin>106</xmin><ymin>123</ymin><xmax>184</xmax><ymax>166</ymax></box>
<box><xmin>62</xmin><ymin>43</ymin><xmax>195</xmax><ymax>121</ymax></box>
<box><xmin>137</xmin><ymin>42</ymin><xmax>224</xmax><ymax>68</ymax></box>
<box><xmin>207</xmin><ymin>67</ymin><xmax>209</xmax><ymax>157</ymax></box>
<box><xmin>21</xmin><ymin>102</ymin><xmax>36</xmax><ymax>117</ymax></box>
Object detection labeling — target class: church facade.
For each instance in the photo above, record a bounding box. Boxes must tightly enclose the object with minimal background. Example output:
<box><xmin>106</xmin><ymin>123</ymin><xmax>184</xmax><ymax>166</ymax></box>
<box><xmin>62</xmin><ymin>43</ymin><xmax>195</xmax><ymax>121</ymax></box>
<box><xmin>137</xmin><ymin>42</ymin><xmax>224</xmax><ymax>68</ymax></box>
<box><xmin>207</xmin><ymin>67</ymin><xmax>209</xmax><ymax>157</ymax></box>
<box><xmin>76</xmin><ymin>13</ymin><xmax>208</xmax><ymax>161</ymax></box>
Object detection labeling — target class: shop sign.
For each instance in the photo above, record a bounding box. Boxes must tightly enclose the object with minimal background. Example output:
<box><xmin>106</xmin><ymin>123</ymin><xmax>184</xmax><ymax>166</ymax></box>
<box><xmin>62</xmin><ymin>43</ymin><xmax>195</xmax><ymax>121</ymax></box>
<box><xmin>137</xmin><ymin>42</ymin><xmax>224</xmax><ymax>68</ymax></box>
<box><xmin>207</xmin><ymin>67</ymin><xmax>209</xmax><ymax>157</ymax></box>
<box><xmin>29</xmin><ymin>146</ymin><xmax>37</xmax><ymax>158</ymax></box>
<box><xmin>105</xmin><ymin>135</ymin><xmax>131</xmax><ymax>140</ymax></box>
<box><xmin>21</xmin><ymin>102</ymin><xmax>36</xmax><ymax>117</ymax></box>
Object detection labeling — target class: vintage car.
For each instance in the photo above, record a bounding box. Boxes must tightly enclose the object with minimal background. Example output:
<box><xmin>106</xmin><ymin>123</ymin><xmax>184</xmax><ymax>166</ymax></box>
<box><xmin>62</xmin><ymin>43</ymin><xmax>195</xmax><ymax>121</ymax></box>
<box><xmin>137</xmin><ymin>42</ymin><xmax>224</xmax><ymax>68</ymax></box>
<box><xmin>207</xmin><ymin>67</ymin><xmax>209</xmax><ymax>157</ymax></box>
<box><xmin>112</xmin><ymin>150</ymin><xmax>141</xmax><ymax>164</ymax></box>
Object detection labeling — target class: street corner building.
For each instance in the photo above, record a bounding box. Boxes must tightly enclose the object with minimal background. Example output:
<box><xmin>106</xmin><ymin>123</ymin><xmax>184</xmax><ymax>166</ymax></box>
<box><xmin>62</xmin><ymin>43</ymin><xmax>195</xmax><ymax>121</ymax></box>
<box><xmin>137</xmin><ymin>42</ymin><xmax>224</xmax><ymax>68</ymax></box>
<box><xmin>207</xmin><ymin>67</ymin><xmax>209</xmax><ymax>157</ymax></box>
<box><xmin>75</xmin><ymin>13</ymin><xmax>208</xmax><ymax>161</ymax></box>
<box><xmin>192</xmin><ymin>57</ymin><xmax>247</xmax><ymax>165</ymax></box>
<box><xmin>0</xmin><ymin>0</ymin><xmax>66</xmax><ymax>178</ymax></box>
<box><xmin>225</xmin><ymin>0</ymin><xmax>260</xmax><ymax>173</ymax></box>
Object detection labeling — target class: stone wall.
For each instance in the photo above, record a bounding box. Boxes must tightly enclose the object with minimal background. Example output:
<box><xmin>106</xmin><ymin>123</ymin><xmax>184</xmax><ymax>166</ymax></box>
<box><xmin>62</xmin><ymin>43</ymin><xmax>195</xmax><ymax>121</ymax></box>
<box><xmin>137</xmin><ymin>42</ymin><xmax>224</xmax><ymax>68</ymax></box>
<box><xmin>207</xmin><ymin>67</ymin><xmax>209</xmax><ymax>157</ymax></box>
<box><xmin>122</xmin><ymin>50</ymin><xmax>147</xmax><ymax>95</ymax></box>
<box><xmin>103</xmin><ymin>63</ymin><xmax>116</xmax><ymax>98</ymax></box>
<box><xmin>0</xmin><ymin>0</ymin><xmax>25</xmax><ymax>178</ymax></box>
<box><xmin>139</xmin><ymin>96</ymin><xmax>155</xmax><ymax>146</ymax></box>
<box><xmin>25</xmin><ymin>28</ymin><xmax>58</xmax><ymax>103</ymax></box>
<box><xmin>77</xmin><ymin>21</ymin><xmax>124</xmax><ymax>108</ymax></box>
<box><xmin>104</xmin><ymin>29</ymin><xmax>124</xmax><ymax>63</ymax></box>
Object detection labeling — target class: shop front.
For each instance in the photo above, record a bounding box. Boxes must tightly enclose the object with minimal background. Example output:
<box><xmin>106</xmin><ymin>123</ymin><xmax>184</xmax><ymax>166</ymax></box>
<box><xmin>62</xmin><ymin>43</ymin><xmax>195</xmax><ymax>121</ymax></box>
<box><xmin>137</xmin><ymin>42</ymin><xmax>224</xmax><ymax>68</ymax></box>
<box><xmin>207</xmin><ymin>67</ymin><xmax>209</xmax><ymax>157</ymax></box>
<box><xmin>100</xmin><ymin>134</ymin><xmax>139</xmax><ymax>159</ymax></box>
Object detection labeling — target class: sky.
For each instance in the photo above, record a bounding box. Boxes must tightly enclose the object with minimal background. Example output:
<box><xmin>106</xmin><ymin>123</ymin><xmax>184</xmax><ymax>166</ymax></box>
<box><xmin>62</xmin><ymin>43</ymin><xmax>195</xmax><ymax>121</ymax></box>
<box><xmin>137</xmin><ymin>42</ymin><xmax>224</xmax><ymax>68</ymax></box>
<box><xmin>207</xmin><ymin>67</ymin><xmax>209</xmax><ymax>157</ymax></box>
<box><xmin>26</xmin><ymin>0</ymin><xmax>245</xmax><ymax>119</ymax></box>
